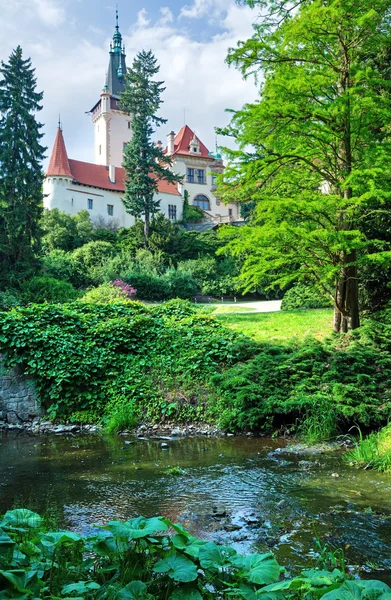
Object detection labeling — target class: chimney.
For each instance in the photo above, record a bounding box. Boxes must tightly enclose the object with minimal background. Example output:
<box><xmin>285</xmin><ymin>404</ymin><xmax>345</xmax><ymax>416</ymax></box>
<box><xmin>156</xmin><ymin>140</ymin><xmax>162</xmax><ymax>149</ymax></box>
<box><xmin>167</xmin><ymin>131</ymin><xmax>175</xmax><ymax>154</ymax></box>
<box><xmin>109</xmin><ymin>165</ymin><xmax>116</xmax><ymax>183</ymax></box>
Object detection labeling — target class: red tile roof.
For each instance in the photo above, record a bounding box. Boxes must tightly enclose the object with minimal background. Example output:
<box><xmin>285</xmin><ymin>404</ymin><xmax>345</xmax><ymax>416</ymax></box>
<box><xmin>46</xmin><ymin>128</ymin><xmax>180</xmax><ymax>196</ymax></box>
<box><xmin>46</xmin><ymin>128</ymin><xmax>73</xmax><ymax>178</ymax></box>
<box><xmin>67</xmin><ymin>160</ymin><xmax>180</xmax><ymax>196</ymax></box>
<box><xmin>167</xmin><ymin>125</ymin><xmax>212</xmax><ymax>159</ymax></box>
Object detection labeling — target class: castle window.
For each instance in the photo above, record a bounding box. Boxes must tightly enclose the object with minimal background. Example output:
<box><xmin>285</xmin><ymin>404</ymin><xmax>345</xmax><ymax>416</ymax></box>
<box><xmin>168</xmin><ymin>204</ymin><xmax>177</xmax><ymax>220</ymax></box>
<box><xmin>87</xmin><ymin>199</ymin><xmax>93</xmax><ymax>210</ymax></box>
<box><xmin>193</xmin><ymin>194</ymin><xmax>210</xmax><ymax>211</ymax></box>
<box><xmin>99</xmin><ymin>145</ymin><xmax>102</xmax><ymax>155</ymax></box>
<box><xmin>128</xmin><ymin>122</ymin><xmax>131</xmax><ymax>129</ymax></box>
<box><xmin>197</xmin><ymin>169</ymin><xmax>205</xmax><ymax>184</ymax></box>
<box><xmin>187</xmin><ymin>168</ymin><xmax>194</xmax><ymax>183</ymax></box>
<box><xmin>192</xmin><ymin>147</ymin><xmax>197</xmax><ymax>153</ymax></box>
<box><xmin>212</xmin><ymin>174</ymin><xmax>217</xmax><ymax>186</ymax></box>
<box><xmin>107</xmin><ymin>204</ymin><xmax>114</xmax><ymax>216</ymax></box>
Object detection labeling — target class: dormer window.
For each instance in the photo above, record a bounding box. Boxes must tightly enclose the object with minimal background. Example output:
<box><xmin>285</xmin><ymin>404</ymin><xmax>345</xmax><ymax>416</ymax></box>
<box><xmin>189</xmin><ymin>133</ymin><xmax>200</xmax><ymax>154</ymax></box>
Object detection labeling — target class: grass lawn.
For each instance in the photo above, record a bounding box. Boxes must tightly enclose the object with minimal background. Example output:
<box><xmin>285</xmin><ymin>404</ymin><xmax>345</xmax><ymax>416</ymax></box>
<box><xmin>217</xmin><ymin>308</ymin><xmax>334</xmax><ymax>344</ymax></box>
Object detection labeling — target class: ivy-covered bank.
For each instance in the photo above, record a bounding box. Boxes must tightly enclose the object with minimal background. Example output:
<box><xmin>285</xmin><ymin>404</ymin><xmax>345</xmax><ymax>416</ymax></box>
<box><xmin>1</xmin><ymin>300</ymin><xmax>391</xmax><ymax>437</ymax></box>
<box><xmin>0</xmin><ymin>300</ymin><xmax>253</xmax><ymax>428</ymax></box>
<box><xmin>1</xmin><ymin>507</ymin><xmax>390</xmax><ymax>599</ymax></box>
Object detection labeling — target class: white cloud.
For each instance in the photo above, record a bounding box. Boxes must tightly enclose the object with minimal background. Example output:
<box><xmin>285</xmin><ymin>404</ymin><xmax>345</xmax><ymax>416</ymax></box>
<box><xmin>136</xmin><ymin>8</ymin><xmax>150</xmax><ymax>29</ymax></box>
<box><xmin>179</xmin><ymin>0</ymin><xmax>227</xmax><ymax>20</ymax></box>
<box><xmin>32</xmin><ymin>0</ymin><xmax>65</xmax><ymax>26</ymax></box>
<box><xmin>159</xmin><ymin>7</ymin><xmax>174</xmax><ymax>25</ymax></box>
<box><xmin>0</xmin><ymin>0</ymin><xmax>259</xmax><ymax>166</ymax></box>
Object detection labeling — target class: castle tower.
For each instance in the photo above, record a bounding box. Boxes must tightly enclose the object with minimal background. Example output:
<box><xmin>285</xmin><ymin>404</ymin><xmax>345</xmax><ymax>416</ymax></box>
<box><xmin>44</xmin><ymin>125</ymin><xmax>75</xmax><ymax>213</ymax></box>
<box><xmin>90</xmin><ymin>10</ymin><xmax>132</xmax><ymax>168</ymax></box>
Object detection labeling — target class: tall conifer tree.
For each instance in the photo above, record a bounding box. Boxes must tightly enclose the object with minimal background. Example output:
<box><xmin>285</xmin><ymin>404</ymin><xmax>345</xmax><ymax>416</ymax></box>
<box><xmin>0</xmin><ymin>46</ymin><xmax>46</xmax><ymax>286</ymax></box>
<box><xmin>120</xmin><ymin>50</ymin><xmax>182</xmax><ymax>240</ymax></box>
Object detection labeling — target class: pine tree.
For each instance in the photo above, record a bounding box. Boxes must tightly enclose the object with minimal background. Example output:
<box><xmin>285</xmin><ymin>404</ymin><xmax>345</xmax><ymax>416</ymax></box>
<box><xmin>120</xmin><ymin>50</ymin><xmax>182</xmax><ymax>240</ymax></box>
<box><xmin>0</xmin><ymin>46</ymin><xmax>46</xmax><ymax>287</ymax></box>
<box><xmin>219</xmin><ymin>0</ymin><xmax>391</xmax><ymax>332</ymax></box>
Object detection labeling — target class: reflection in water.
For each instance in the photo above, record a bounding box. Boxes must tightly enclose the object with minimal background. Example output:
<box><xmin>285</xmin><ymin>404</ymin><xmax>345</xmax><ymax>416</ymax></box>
<box><xmin>1</xmin><ymin>432</ymin><xmax>391</xmax><ymax>570</ymax></box>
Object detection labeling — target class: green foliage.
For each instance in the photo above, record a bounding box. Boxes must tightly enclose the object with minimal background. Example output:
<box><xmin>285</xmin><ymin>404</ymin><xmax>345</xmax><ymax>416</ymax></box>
<box><xmin>0</xmin><ymin>508</ymin><xmax>388</xmax><ymax>600</ymax></box>
<box><xmin>71</xmin><ymin>240</ymin><xmax>116</xmax><ymax>286</ymax></box>
<box><xmin>0</xmin><ymin>290</ymin><xmax>20</xmax><ymax>311</ymax></box>
<box><xmin>0</xmin><ymin>46</ymin><xmax>46</xmax><ymax>286</ymax></box>
<box><xmin>212</xmin><ymin>312</ymin><xmax>391</xmax><ymax>432</ymax></box>
<box><xmin>0</xmin><ymin>300</ymin><xmax>243</xmax><ymax>421</ymax></box>
<box><xmin>346</xmin><ymin>424</ymin><xmax>391</xmax><ymax>472</ymax></box>
<box><xmin>281</xmin><ymin>284</ymin><xmax>333</xmax><ymax>311</ymax></box>
<box><xmin>120</xmin><ymin>51</ymin><xmax>182</xmax><ymax>239</ymax></box>
<box><xmin>177</xmin><ymin>256</ymin><xmax>242</xmax><ymax>297</ymax></box>
<box><xmin>122</xmin><ymin>272</ymin><xmax>170</xmax><ymax>300</ymax></box>
<box><xmin>182</xmin><ymin>191</ymin><xmax>203</xmax><ymax>224</ymax></box>
<box><xmin>219</xmin><ymin>0</ymin><xmax>391</xmax><ymax>331</ymax></box>
<box><xmin>81</xmin><ymin>283</ymin><xmax>130</xmax><ymax>304</ymax></box>
<box><xmin>25</xmin><ymin>276</ymin><xmax>78</xmax><ymax>304</ymax></box>
<box><xmin>105</xmin><ymin>402</ymin><xmax>138</xmax><ymax>434</ymax></box>
<box><xmin>42</xmin><ymin>249</ymin><xmax>77</xmax><ymax>283</ymax></box>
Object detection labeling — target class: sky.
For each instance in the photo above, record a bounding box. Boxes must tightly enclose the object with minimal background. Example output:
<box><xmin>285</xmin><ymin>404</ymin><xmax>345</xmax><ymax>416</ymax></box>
<box><xmin>0</xmin><ymin>0</ymin><xmax>260</xmax><ymax>167</ymax></box>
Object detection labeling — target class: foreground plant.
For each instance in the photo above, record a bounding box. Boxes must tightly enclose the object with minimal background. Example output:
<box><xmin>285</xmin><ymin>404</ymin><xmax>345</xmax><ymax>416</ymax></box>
<box><xmin>346</xmin><ymin>425</ymin><xmax>391</xmax><ymax>472</ymax></box>
<box><xmin>1</xmin><ymin>508</ymin><xmax>390</xmax><ymax>599</ymax></box>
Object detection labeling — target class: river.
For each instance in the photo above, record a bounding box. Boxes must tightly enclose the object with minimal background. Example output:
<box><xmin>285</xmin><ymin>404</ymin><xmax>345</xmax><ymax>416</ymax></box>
<box><xmin>1</xmin><ymin>431</ymin><xmax>391</xmax><ymax>575</ymax></box>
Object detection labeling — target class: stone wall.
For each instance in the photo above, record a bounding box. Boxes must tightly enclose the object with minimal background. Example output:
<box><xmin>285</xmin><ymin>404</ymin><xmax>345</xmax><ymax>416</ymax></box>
<box><xmin>0</xmin><ymin>360</ymin><xmax>42</xmax><ymax>424</ymax></box>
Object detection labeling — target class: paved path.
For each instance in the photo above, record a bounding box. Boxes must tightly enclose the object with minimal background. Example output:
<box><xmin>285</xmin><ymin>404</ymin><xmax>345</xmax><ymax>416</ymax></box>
<box><xmin>210</xmin><ymin>300</ymin><xmax>282</xmax><ymax>314</ymax></box>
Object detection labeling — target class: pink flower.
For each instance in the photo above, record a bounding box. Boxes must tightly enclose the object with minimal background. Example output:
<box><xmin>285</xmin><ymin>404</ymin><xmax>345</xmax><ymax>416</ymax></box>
<box><xmin>110</xmin><ymin>279</ymin><xmax>137</xmax><ymax>298</ymax></box>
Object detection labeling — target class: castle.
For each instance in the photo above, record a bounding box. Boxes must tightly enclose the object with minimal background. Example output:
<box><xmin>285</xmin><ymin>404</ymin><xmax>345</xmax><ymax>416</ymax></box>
<box><xmin>43</xmin><ymin>14</ymin><xmax>240</xmax><ymax>229</ymax></box>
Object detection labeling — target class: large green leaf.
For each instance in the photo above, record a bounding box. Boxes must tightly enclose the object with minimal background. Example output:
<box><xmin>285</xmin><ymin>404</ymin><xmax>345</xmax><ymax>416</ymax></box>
<box><xmin>62</xmin><ymin>581</ymin><xmax>101</xmax><ymax>595</ymax></box>
<box><xmin>107</xmin><ymin>516</ymin><xmax>168</xmax><ymax>540</ymax></box>
<box><xmin>238</xmin><ymin>583</ymin><xmax>284</xmax><ymax>600</ymax></box>
<box><xmin>198</xmin><ymin>542</ymin><xmax>237</xmax><ymax>571</ymax></box>
<box><xmin>171</xmin><ymin>586</ymin><xmax>202</xmax><ymax>600</ymax></box>
<box><xmin>233</xmin><ymin>553</ymin><xmax>280</xmax><ymax>585</ymax></box>
<box><xmin>0</xmin><ymin>533</ymin><xmax>16</xmax><ymax>556</ymax></box>
<box><xmin>153</xmin><ymin>554</ymin><xmax>198</xmax><ymax>582</ymax></box>
<box><xmin>1</xmin><ymin>510</ymin><xmax>42</xmax><ymax>530</ymax></box>
<box><xmin>0</xmin><ymin>569</ymin><xmax>39</xmax><ymax>594</ymax></box>
<box><xmin>117</xmin><ymin>580</ymin><xmax>148</xmax><ymax>600</ymax></box>
<box><xmin>301</xmin><ymin>569</ymin><xmax>344</xmax><ymax>587</ymax></box>
<box><xmin>322</xmin><ymin>581</ymin><xmax>367</xmax><ymax>600</ymax></box>
<box><xmin>172</xmin><ymin>534</ymin><xmax>208</xmax><ymax>558</ymax></box>
<box><xmin>40</xmin><ymin>531</ymin><xmax>82</xmax><ymax>548</ymax></box>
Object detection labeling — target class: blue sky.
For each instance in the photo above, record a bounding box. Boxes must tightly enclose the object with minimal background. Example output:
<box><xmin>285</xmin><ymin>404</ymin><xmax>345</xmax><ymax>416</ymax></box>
<box><xmin>0</xmin><ymin>0</ymin><xmax>259</xmax><ymax>166</ymax></box>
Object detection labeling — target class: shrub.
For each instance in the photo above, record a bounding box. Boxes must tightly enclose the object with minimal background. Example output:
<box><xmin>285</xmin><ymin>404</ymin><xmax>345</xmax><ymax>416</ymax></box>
<box><xmin>281</xmin><ymin>283</ymin><xmax>333</xmax><ymax>310</ymax></box>
<box><xmin>0</xmin><ymin>290</ymin><xmax>20</xmax><ymax>311</ymax></box>
<box><xmin>71</xmin><ymin>240</ymin><xmax>116</xmax><ymax>286</ymax></box>
<box><xmin>1</xmin><ymin>507</ymin><xmax>385</xmax><ymax>600</ymax></box>
<box><xmin>122</xmin><ymin>272</ymin><xmax>170</xmax><ymax>300</ymax></box>
<box><xmin>81</xmin><ymin>283</ymin><xmax>131</xmax><ymax>304</ymax></box>
<box><xmin>164</xmin><ymin>270</ymin><xmax>198</xmax><ymax>299</ymax></box>
<box><xmin>24</xmin><ymin>276</ymin><xmax>78</xmax><ymax>304</ymax></box>
<box><xmin>42</xmin><ymin>249</ymin><xmax>77</xmax><ymax>283</ymax></box>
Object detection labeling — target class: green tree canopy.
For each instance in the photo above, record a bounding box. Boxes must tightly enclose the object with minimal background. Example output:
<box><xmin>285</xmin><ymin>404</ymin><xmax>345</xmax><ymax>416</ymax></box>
<box><xmin>219</xmin><ymin>0</ymin><xmax>391</xmax><ymax>331</ymax></box>
<box><xmin>0</xmin><ymin>46</ymin><xmax>46</xmax><ymax>287</ymax></box>
<box><xmin>120</xmin><ymin>50</ymin><xmax>182</xmax><ymax>240</ymax></box>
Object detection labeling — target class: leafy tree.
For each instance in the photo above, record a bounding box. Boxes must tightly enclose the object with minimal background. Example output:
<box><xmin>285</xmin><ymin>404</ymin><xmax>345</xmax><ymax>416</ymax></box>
<box><xmin>41</xmin><ymin>209</ymin><xmax>95</xmax><ymax>252</ymax></box>
<box><xmin>120</xmin><ymin>50</ymin><xmax>182</xmax><ymax>240</ymax></box>
<box><xmin>219</xmin><ymin>0</ymin><xmax>391</xmax><ymax>332</ymax></box>
<box><xmin>0</xmin><ymin>46</ymin><xmax>46</xmax><ymax>286</ymax></box>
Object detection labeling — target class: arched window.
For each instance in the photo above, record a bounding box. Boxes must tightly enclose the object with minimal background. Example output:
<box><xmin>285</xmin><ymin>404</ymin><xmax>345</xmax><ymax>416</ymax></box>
<box><xmin>193</xmin><ymin>194</ymin><xmax>210</xmax><ymax>211</ymax></box>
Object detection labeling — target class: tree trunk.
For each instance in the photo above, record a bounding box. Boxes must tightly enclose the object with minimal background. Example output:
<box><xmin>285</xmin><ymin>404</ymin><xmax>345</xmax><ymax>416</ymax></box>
<box><xmin>333</xmin><ymin>252</ymin><xmax>360</xmax><ymax>333</ymax></box>
<box><xmin>144</xmin><ymin>211</ymin><xmax>150</xmax><ymax>241</ymax></box>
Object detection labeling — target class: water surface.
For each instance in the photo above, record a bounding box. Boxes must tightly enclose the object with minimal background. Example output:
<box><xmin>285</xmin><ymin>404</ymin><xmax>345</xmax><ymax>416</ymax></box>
<box><xmin>1</xmin><ymin>432</ymin><xmax>390</xmax><ymax>572</ymax></box>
